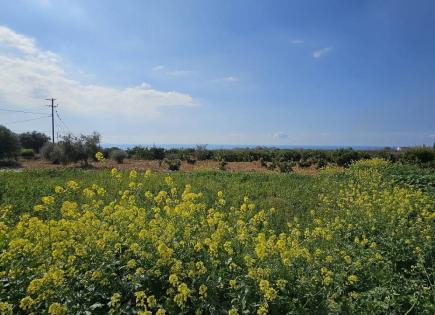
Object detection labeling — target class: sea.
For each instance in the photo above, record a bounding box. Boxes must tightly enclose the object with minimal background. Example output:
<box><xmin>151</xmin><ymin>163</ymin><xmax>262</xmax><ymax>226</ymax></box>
<box><xmin>101</xmin><ymin>144</ymin><xmax>392</xmax><ymax>151</ymax></box>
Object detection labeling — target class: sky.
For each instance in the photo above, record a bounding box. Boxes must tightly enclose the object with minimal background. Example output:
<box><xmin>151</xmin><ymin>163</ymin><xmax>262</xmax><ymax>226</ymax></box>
<box><xmin>0</xmin><ymin>0</ymin><xmax>434</xmax><ymax>147</ymax></box>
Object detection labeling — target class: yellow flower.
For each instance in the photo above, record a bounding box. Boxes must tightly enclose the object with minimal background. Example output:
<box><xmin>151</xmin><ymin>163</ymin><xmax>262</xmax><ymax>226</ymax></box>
<box><xmin>111</xmin><ymin>293</ymin><xmax>122</xmax><ymax>308</ymax></box>
<box><xmin>199</xmin><ymin>284</ymin><xmax>208</xmax><ymax>298</ymax></box>
<box><xmin>95</xmin><ymin>151</ymin><xmax>105</xmax><ymax>162</ymax></box>
<box><xmin>229</xmin><ymin>279</ymin><xmax>237</xmax><ymax>289</ymax></box>
<box><xmin>48</xmin><ymin>303</ymin><xmax>67</xmax><ymax>315</ymax></box>
<box><xmin>66</xmin><ymin>180</ymin><xmax>79</xmax><ymax>190</ymax></box>
<box><xmin>147</xmin><ymin>295</ymin><xmax>157</xmax><ymax>308</ymax></box>
<box><xmin>127</xmin><ymin>259</ymin><xmax>136</xmax><ymax>269</ymax></box>
<box><xmin>33</xmin><ymin>204</ymin><xmax>45</xmax><ymax>212</ymax></box>
<box><xmin>228</xmin><ymin>308</ymin><xmax>239</xmax><ymax>315</ymax></box>
<box><xmin>164</xmin><ymin>176</ymin><xmax>174</xmax><ymax>186</ymax></box>
<box><xmin>129</xmin><ymin>170</ymin><xmax>138</xmax><ymax>179</ymax></box>
<box><xmin>19</xmin><ymin>296</ymin><xmax>35</xmax><ymax>310</ymax></box>
<box><xmin>156</xmin><ymin>309</ymin><xmax>166</xmax><ymax>315</ymax></box>
<box><xmin>169</xmin><ymin>274</ymin><xmax>178</xmax><ymax>286</ymax></box>
<box><xmin>145</xmin><ymin>169</ymin><xmax>152</xmax><ymax>178</ymax></box>
<box><xmin>347</xmin><ymin>274</ymin><xmax>358</xmax><ymax>285</ymax></box>
<box><xmin>257</xmin><ymin>304</ymin><xmax>268</xmax><ymax>315</ymax></box>
<box><xmin>42</xmin><ymin>196</ymin><xmax>55</xmax><ymax>205</ymax></box>
<box><xmin>54</xmin><ymin>186</ymin><xmax>65</xmax><ymax>194</ymax></box>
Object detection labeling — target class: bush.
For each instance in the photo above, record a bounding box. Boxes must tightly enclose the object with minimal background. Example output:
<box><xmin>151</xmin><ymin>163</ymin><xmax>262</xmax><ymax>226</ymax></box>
<box><xmin>40</xmin><ymin>142</ymin><xmax>62</xmax><ymax>164</ymax></box>
<box><xmin>0</xmin><ymin>125</ymin><xmax>20</xmax><ymax>160</ymax></box>
<box><xmin>127</xmin><ymin>146</ymin><xmax>166</xmax><ymax>160</ymax></box>
<box><xmin>218</xmin><ymin>159</ymin><xmax>228</xmax><ymax>171</ymax></box>
<box><xmin>21</xmin><ymin>148</ymin><xmax>35</xmax><ymax>159</ymax></box>
<box><xmin>333</xmin><ymin>148</ymin><xmax>361</xmax><ymax>167</ymax></box>
<box><xmin>195</xmin><ymin>144</ymin><xmax>212</xmax><ymax>161</ymax></box>
<box><xmin>18</xmin><ymin>131</ymin><xmax>50</xmax><ymax>152</ymax></box>
<box><xmin>41</xmin><ymin>132</ymin><xmax>101</xmax><ymax>166</ymax></box>
<box><xmin>402</xmin><ymin>147</ymin><xmax>435</xmax><ymax>166</ymax></box>
<box><xmin>164</xmin><ymin>158</ymin><xmax>181</xmax><ymax>171</ymax></box>
<box><xmin>185</xmin><ymin>155</ymin><xmax>197</xmax><ymax>165</ymax></box>
<box><xmin>277</xmin><ymin>161</ymin><xmax>294</xmax><ymax>173</ymax></box>
<box><xmin>110</xmin><ymin>149</ymin><xmax>128</xmax><ymax>164</ymax></box>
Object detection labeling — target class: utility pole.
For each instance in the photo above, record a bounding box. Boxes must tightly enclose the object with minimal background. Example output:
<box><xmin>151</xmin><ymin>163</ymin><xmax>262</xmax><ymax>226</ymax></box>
<box><xmin>46</xmin><ymin>98</ymin><xmax>57</xmax><ymax>143</ymax></box>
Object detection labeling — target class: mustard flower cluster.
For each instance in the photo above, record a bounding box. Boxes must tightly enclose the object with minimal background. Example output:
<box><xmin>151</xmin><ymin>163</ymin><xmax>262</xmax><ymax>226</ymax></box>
<box><xmin>0</xmin><ymin>161</ymin><xmax>433</xmax><ymax>314</ymax></box>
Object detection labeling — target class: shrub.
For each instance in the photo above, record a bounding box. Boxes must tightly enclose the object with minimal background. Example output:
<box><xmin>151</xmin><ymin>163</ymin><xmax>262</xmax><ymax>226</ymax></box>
<box><xmin>218</xmin><ymin>159</ymin><xmax>228</xmax><ymax>171</ymax></box>
<box><xmin>0</xmin><ymin>125</ymin><xmax>20</xmax><ymax>160</ymax></box>
<box><xmin>333</xmin><ymin>148</ymin><xmax>361</xmax><ymax>167</ymax></box>
<box><xmin>185</xmin><ymin>155</ymin><xmax>197</xmax><ymax>165</ymax></box>
<box><xmin>164</xmin><ymin>158</ymin><xmax>181</xmax><ymax>171</ymax></box>
<box><xmin>18</xmin><ymin>131</ymin><xmax>50</xmax><ymax>152</ymax></box>
<box><xmin>402</xmin><ymin>147</ymin><xmax>435</xmax><ymax>165</ymax></box>
<box><xmin>277</xmin><ymin>161</ymin><xmax>293</xmax><ymax>173</ymax></box>
<box><xmin>40</xmin><ymin>142</ymin><xmax>62</xmax><ymax>164</ymax></box>
<box><xmin>195</xmin><ymin>144</ymin><xmax>212</xmax><ymax>161</ymax></box>
<box><xmin>259</xmin><ymin>157</ymin><xmax>267</xmax><ymax>167</ymax></box>
<box><xmin>127</xmin><ymin>146</ymin><xmax>166</xmax><ymax>160</ymax></box>
<box><xmin>21</xmin><ymin>148</ymin><xmax>35</xmax><ymax>159</ymax></box>
<box><xmin>110</xmin><ymin>149</ymin><xmax>128</xmax><ymax>164</ymax></box>
<box><xmin>41</xmin><ymin>132</ymin><xmax>101</xmax><ymax>166</ymax></box>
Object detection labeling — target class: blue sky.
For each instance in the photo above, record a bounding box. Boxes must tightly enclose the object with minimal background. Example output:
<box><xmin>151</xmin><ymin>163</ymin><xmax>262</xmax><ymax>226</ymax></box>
<box><xmin>0</xmin><ymin>0</ymin><xmax>434</xmax><ymax>146</ymax></box>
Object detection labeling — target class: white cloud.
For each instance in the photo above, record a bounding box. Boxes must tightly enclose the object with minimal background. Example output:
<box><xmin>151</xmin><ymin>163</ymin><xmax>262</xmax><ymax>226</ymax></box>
<box><xmin>212</xmin><ymin>76</ymin><xmax>239</xmax><ymax>83</ymax></box>
<box><xmin>313</xmin><ymin>46</ymin><xmax>333</xmax><ymax>59</ymax></box>
<box><xmin>428</xmin><ymin>134</ymin><xmax>435</xmax><ymax>138</ymax></box>
<box><xmin>0</xmin><ymin>26</ymin><xmax>196</xmax><ymax>119</ymax></box>
<box><xmin>153</xmin><ymin>65</ymin><xmax>194</xmax><ymax>76</ymax></box>
<box><xmin>290</xmin><ymin>39</ymin><xmax>304</xmax><ymax>44</ymax></box>
<box><xmin>272</xmin><ymin>132</ymin><xmax>288</xmax><ymax>140</ymax></box>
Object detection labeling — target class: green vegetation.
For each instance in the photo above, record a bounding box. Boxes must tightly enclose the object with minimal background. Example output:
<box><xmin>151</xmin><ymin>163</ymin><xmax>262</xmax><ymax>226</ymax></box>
<box><xmin>0</xmin><ymin>160</ymin><xmax>433</xmax><ymax>314</ymax></box>
<box><xmin>0</xmin><ymin>125</ymin><xmax>20</xmax><ymax>160</ymax></box>
<box><xmin>124</xmin><ymin>145</ymin><xmax>435</xmax><ymax>169</ymax></box>
<box><xmin>18</xmin><ymin>131</ymin><xmax>50</xmax><ymax>153</ymax></box>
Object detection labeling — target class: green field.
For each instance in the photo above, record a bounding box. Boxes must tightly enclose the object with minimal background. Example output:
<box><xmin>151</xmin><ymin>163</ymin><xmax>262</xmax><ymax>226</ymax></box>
<box><xmin>0</xmin><ymin>160</ymin><xmax>434</xmax><ymax>314</ymax></box>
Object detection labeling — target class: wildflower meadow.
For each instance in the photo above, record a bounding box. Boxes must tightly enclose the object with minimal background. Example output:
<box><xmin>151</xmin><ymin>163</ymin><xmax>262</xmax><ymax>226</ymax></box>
<box><xmin>0</xmin><ymin>159</ymin><xmax>434</xmax><ymax>314</ymax></box>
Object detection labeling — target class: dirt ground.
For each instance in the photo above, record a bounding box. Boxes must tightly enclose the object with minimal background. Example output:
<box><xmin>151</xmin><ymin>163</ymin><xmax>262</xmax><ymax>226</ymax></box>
<box><xmin>12</xmin><ymin>158</ymin><xmax>320</xmax><ymax>175</ymax></box>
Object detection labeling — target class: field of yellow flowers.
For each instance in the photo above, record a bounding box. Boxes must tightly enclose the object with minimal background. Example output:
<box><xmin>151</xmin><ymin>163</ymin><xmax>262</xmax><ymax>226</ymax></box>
<box><xmin>0</xmin><ymin>159</ymin><xmax>434</xmax><ymax>314</ymax></box>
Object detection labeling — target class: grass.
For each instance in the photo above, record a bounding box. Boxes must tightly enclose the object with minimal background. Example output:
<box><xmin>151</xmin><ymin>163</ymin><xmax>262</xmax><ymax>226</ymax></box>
<box><xmin>0</xmin><ymin>169</ymin><xmax>324</xmax><ymax>228</ymax></box>
<box><xmin>0</xmin><ymin>161</ymin><xmax>433</xmax><ymax>314</ymax></box>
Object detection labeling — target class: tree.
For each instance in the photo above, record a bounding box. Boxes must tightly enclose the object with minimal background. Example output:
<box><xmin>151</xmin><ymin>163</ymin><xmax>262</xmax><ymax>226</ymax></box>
<box><xmin>41</xmin><ymin>132</ymin><xmax>101</xmax><ymax>166</ymax></box>
<box><xmin>19</xmin><ymin>131</ymin><xmax>50</xmax><ymax>152</ymax></box>
<box><xmin>0</xmin><ymin>125</ymin><xmax>20</xmax><ymax>160</ymax></box>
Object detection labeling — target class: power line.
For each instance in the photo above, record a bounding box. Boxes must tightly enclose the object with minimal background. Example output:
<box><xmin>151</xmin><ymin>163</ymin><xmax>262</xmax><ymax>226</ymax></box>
<box><xmin>2</xmin><ymin>115</ymin><xmax>51</xmax><ymax>125</ymax></box>
<box><xmin>55</xmin><ymin>109</ymin><xmax>71</xmax><ymax>133</ymax></box>
<box><xmin>0</xmin><ymin>108</ymin><xmax>47</xmax><ymax>115</ymax></box>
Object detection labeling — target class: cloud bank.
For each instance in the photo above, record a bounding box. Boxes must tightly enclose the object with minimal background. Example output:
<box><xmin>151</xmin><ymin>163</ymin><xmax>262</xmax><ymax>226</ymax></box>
<box><xmin>0</xmin><ymin>26</ymin><xmax>195</xmax><ymax>118</ymax></box>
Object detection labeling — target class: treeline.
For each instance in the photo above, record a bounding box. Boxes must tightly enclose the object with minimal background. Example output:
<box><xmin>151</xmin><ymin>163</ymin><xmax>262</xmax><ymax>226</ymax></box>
<box><xmin>2</xmin><ymin>124</ymin><xmax>435</xmax><ymax>169</ymax></box>
<box><xmin>0</xmin><ymin>125</ymin><xmax>101</xmax><ymax>167</ymax></box>
<box><xmin>101</xmin><ymin>144</ymin><xmax>435</xmax><ymax>168</ymax></box>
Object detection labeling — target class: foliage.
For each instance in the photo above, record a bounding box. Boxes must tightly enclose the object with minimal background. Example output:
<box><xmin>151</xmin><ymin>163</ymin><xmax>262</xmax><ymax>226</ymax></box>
<box><xmin>0</xmin><ymin>125</ymin><xmax>20</xmax><ymax>160</ymax></box>
<box><xmin>185</xmin><ymin>155</ymin><xmax>197</xmax><ymax>165</ymax></box>
<box><xmin>194</xmin><ymin>145</ymin><xmax>212</xmax><ymax>161</ymax></box>
<box><xmin>164</xmin><ymin>158</ymin><xmax>182</xmax><ymax>171</ymax></box>
<box><xmin>40</xmin><ymin>142</ymin><xmax>63</xmax><ymax>164</ymax></box>
<box><xmin>18</xmin><ymin>131</ymin><xmax>50</xmax><ymax>153</ymax></box>
<box><xmin>40</xmin><ymin>133</ymin><xmax>101</xmax><ymax>166</ymax></box>
<box><xmin>127</xmin><ymin>146</ymin><xmax>165</xmax><ymax>160</ymax></box>
<box><xmin>402</xmin><ymin>147</ymin><xmax>435</xmax><ymax>166</ymax></box>
<box><xmin>218</xmin><ymin>159</ymin><xmax>228</xmax><ymax>171</ymax></box>
<box><xmin>20</xmin><ymin>148</ymin><xmax>35</xmax><ymax>160</ymax></box>
<box><xmin>109</xmin><ymin>149</ymin><xmax>128</xmax><ymax>164</ymax></box>
<box><xmin>0</xmin><ymin>160</ymin><xmax>433</xmax><ymax>314</ymax></box>
<box><xmin>276</xmin><ymin>161</ymin><xmax>293</xmax><ymax>173</ymax></box>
